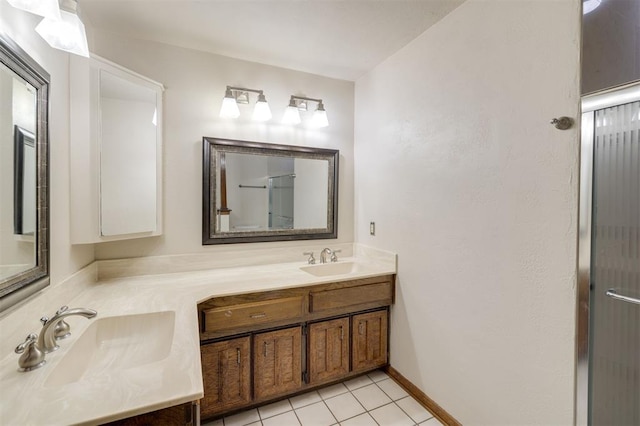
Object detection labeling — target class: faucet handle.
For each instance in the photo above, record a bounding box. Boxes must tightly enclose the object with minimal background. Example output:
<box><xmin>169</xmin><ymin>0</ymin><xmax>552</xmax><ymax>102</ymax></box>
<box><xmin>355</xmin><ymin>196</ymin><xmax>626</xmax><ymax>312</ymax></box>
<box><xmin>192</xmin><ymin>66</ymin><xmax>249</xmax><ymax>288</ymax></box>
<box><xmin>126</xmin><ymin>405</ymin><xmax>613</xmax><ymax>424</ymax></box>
<box><xmin>330</xmin><ymin>250</ymin><xmax>342</xmax><ymax>263</ymax></box>
<box><xmin>15</xmin><ymin>333</ymin><xmax>46</xmax><ymax>372</ymax></box>
<box><xmin>54</xmin><ymin>306</ymin><xmax>71</xmax><ymax>339</ymax></box>
<box><xmin>303</xmin><ymin>252</ymin><xmax>316</xmax><ymax>265</ymax></box>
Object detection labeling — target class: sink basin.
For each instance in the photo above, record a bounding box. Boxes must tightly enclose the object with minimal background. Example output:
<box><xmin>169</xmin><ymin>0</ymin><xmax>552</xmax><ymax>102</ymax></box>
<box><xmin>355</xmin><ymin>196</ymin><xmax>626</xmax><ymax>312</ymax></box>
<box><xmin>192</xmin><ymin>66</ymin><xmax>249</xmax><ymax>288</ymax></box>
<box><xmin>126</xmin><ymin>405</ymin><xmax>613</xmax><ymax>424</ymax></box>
<box><xmin>300</xmin><ymin>262</ymin><xmax>361</xmax><ymax>277</ymax></box>
<box><xmin>45</xmin><ymin>311</ymin><xmax>175</xmax><ymax>387</ymax></box>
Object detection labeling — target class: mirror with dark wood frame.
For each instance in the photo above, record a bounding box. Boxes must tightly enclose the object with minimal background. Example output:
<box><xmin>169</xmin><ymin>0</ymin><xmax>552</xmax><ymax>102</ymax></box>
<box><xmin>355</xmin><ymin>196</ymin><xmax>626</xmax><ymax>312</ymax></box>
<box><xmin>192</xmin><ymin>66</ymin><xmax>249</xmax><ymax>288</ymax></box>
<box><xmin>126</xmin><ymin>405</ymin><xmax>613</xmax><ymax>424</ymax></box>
<box><xmin>0</xmin><ymin>33</ymin><xmax>50</xmax><ymax>312</ymax></box>
<box><xmin>203</xmin><ymin>138</ymin><xmax>338</xmax><ymax>245</ymax></box>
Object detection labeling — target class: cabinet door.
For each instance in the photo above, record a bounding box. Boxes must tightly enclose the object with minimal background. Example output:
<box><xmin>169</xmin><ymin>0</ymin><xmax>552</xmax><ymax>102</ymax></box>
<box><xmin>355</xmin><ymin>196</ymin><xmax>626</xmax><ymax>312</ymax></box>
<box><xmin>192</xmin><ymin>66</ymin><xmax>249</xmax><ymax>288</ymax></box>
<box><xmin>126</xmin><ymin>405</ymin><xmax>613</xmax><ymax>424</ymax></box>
<box><xmin>253</xmin><ymin>327</ymin><xmax>302</xmax><ymax>400</ymax></box>
<box><xmin>308</xmin><ymin>317</ymin><xmax>349</xmax><ymax>384</ymax></box>
<box><xmin>352</xmin><ymin>310</ymin><xmax>388</xmax><ymax>373</ymax></box>
<box><xmin>200</xmin><ymin>336</ymin><xmax>251</xmax><ymax>418</ymax></box>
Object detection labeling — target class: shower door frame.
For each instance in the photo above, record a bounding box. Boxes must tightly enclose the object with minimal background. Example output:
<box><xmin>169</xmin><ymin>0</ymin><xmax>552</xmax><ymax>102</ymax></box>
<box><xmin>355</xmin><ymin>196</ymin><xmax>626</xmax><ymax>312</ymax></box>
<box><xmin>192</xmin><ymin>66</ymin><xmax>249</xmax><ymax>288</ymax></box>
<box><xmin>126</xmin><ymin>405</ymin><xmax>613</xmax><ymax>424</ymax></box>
<box><xmin>576</xmin><ymin>80</ymin><xmax>640</xmax><ymax>426</ymax></box>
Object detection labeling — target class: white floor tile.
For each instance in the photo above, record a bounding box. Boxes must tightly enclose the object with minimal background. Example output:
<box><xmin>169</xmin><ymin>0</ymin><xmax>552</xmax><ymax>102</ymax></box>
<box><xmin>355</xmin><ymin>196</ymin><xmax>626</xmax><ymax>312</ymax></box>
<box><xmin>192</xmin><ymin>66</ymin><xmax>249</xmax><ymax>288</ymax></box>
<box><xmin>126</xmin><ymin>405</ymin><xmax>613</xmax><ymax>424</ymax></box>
<box><xmin>369</xmin><ymin>403</ymin><xmax>414</xmax><ymax>426</ymax></box>
<box><xmin>376</xmin><ymin>378</ymin><xmax>409</xmax><ymax>401</ymax></box>
<box><xmin>339</xmin><ymin>412</ymin><xmax>378</xmax><ymax>426</ymax></box>
<box><xmin>224</xmin><ymin>408</ymin><xmax>260</xmax><ymax>426</ymax></box>
<box><xmin>352</xmin><ymin>383</ymin><xmax>393</xmax><ymax>411</ymax></box>
<box><xmin>319</xmin><ymin>383</ymin><xmax>349</xmax><ymax>400</ymax></box>
<box><xmin>246</xmin><ymin>423</ymin><xmax>262</xmax><ymax>426</ymax></box>
<box><xmin>295</xmin><ymin>401</ymin><xmax>337</xmax><ymax>426</ymax></box>
<box><xmin>290</xmin><ymin>391</ymin><xmax>323</xmax><ymax>409</ymax></box>
<box><xmin>420</xmin><ymin>417</ymin><xmax>444</xmax><ymax>426</ymax></box>
<box><xmin>258</xmin><ymin>399</ymin><xmax>293</xmax><ymax>419</ymax></box>
<box><xmin>343</xmin><ymin>375</ymin><xmax>374</xmax><ymax>391</ymax></box>
<box><xmin>367</xmin><ymin>370</ymin><xmax>390</xmax><ymax>383</ymax></box>
<box><xmin>324</xmin><ymin>392</ymin><xmax>366</xmax><ymax>422</ymax></box>
<box><xmin>202</xmin><ymin>419</ymin><xmax>223</xmax><ymax>426</ymax></box>
<box><xmin>261</xmin><ymin>410</ymin><xmax>300</xmax><ymax>426</ymax></box>
<box><xmin>396</xmin><ymin>396</ymin><xmax>433</xmax><ymax>423</ymax></box>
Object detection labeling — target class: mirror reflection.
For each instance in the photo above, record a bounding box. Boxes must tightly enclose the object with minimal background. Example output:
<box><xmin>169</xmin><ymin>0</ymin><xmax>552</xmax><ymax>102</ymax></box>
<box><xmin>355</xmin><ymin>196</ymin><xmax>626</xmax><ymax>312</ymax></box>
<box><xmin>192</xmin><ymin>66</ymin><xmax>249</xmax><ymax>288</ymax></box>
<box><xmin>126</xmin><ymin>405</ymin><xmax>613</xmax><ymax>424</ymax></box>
<box><xmin>0</xmin><ymin>33</ymin><xmax>49</xmax><ymax>312</ymax></box>
<box><xmin>0</xmin><ymin>62</ymin><xmax>36</xmax><ymax>281</ymax></box>
<box><xmin>203</xmin><ymin>138</ymin><xmax>338</xmax><ymax>244</ymax></box>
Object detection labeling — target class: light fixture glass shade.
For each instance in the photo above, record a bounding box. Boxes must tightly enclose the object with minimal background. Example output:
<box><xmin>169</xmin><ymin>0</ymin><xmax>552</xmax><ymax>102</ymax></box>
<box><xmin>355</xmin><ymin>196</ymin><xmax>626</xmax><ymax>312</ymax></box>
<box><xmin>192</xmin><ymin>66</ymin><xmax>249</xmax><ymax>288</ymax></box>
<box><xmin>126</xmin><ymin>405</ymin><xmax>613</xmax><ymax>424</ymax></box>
<box><xmin>35</xmin><ymin>10</ymin><xmax>89</xmax><ymax>57</ymax></box>
<box><xmin>283</xmin><ymin>104</ymin><xmax>301</xmax><ymax>125</ymax></box>
<box><xmin>311</xmin><ymin>103</ymin><xmax>329</xmax><ymax>128</ymax></box>
<box><xmin>583</xmin><ymin>0</ymin><xmax>602</xmax><ymax>14</ymax></box>
<box><xmin>252</xmin><ymin>94</ymin><xmax>272</xmax><ymax>122</ymax></box>
<box><xmin>6</xmin><ymin>0</ymin><xmax>61</xmax><ymax>20</ymax></box>
<box><xmin>220</xmin><ymin>92</ymin><xmax>240</xmax><ymax>119</ymax></box>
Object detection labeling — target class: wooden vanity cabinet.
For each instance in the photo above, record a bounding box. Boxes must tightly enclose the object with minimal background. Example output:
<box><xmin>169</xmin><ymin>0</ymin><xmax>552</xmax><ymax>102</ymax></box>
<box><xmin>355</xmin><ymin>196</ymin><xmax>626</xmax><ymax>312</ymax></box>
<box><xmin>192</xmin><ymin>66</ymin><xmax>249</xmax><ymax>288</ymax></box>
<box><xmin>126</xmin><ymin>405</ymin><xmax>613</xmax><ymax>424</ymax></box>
<box><xmin>197</xmin><ymin>275</ymin><xmax>394</xmax><ymax>421</ymax></box>
<box><xmin>200</xmin><ymin>336</ymin><xmax>251</xmax><ymax>418</ymax></box>
<box><xmin>308</xmin><ymin>317</ymin><xmax>350</xmax><ymax>384</ymax></box>
<box><xmin>253</xmin><ymin>327</ymin><xmax>303</xmax><ymax>399</ymax></box>
<box><xmin>352</xmin><ymin>310</ymin><xmax>388</xmax><ymax>373</ymax></box>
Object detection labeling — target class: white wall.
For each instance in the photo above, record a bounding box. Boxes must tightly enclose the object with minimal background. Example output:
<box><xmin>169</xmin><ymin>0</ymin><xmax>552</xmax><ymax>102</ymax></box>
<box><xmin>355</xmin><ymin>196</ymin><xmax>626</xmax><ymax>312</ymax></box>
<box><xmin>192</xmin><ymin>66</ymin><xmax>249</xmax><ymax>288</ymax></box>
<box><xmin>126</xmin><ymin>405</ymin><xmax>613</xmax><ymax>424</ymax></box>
<box><xmin>0</xmin><ymin>3</ymin><xmax>94</xmax><ymax>288</ymax></box>
<box><xmin>354</xmin><ymin>1</ymin><xmax>581</xmax><ymax>424</ymax></box>
<box><xmin>90</xmin><ymin>31</ymin><xmax>354</xmax><ymax>259</ymax></box>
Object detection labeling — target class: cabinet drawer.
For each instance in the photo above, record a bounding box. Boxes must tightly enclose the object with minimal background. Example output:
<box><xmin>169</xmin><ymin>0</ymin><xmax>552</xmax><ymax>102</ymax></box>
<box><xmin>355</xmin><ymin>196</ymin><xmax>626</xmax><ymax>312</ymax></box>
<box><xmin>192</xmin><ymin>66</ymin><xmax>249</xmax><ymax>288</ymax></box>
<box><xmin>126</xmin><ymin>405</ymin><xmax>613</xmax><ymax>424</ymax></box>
<box><xmin>202</xmin><ymin>296</ymin><xmax>305</xmax><ymax>333</ymax></box>
<box><xmin>309</xmin><ymin>281</ymin><xmax>393</xmax><ymax>313</ymax></box>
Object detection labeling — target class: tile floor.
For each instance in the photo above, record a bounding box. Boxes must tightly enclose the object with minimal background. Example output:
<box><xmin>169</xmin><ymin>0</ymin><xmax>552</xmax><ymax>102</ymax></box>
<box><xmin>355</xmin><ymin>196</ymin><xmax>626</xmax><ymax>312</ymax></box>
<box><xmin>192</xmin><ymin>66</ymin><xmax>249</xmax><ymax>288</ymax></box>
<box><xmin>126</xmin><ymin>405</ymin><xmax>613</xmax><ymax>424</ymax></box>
<box><xmin>202</xmin><ymin>370</ymin><xmax>444</xmax><ymax>426</ymax></box>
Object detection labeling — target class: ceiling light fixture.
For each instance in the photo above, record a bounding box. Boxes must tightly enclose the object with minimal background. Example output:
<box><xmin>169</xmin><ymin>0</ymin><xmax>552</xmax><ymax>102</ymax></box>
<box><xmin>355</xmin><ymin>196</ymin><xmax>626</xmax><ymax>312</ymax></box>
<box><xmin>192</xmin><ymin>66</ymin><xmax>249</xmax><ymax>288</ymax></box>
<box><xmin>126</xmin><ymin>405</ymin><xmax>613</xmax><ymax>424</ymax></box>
<box><xmin>6</xmin><ymin>0</ymin><xmax>61</xmax><ymax>20</ymax></box>
<box><xmin>35</xmin><ymin>0</ymin><xmax>89</xmax><ymax>57</ymax></box>
<box><xmin>583</xmin><ymin>0</ymin><xmax>602</xmax><ymax>14</ymax></box>
<box><xmin>219</xmin><ymin>86</ymin><xmax>271</xmax><ymax>122</ymax></box>
<box><xmin>284</xmin><ymin>95</ymin><xmax>329</xmax><ymax>128</ymax></box>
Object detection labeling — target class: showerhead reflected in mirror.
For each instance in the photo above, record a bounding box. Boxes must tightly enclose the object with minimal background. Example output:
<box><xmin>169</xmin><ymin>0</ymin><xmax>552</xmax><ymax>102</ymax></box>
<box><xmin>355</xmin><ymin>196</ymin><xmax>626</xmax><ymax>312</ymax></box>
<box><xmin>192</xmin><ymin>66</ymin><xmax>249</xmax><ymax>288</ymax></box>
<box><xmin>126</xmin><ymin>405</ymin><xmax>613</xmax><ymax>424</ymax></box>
<box><xmin>0</xmin><ymin>33</ymin><xmax>50</xmax><ymax>312</ymax></box>
<box><xmin>203</xmin><ymin>138</ymin><xmax>338</xmax><ymax>245</ymax></box>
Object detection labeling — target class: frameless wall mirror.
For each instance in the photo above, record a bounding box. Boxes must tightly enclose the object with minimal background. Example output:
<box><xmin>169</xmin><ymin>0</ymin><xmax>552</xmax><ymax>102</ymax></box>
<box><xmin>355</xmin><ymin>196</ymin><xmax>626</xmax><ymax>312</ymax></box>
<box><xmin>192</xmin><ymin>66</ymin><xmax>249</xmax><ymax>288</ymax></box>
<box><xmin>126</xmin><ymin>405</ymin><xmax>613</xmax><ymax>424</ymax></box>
<box><xmin>0</xmin><ymin>33</ymin><xmax>50</xmax><ymax>312</ymax></box>
<box><xmin>203</xmin><ymin>138</ymin><xmax>338</xmax><ymax>244</ymax></box>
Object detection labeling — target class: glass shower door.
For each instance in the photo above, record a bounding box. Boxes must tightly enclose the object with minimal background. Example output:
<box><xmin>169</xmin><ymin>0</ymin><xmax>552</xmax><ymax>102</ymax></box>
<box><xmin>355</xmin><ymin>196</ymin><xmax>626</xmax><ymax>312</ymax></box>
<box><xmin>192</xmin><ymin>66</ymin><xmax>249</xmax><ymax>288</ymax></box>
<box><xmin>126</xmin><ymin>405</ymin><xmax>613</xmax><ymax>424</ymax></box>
<box><xmin>589</xmin><ymin>100</ymin><xmax>640</xmax><ymax>425</ymax></box>
<box><xmin>268</xmin><ymin>174</ymin><xmax>294</xmax><ymax>230</ymax></box>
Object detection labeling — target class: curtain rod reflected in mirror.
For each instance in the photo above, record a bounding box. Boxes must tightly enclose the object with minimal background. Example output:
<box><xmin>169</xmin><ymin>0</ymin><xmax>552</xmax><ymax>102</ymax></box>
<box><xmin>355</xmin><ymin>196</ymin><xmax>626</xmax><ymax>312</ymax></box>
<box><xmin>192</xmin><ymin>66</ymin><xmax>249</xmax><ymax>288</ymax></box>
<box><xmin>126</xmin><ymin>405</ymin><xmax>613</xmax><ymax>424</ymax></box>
<box><xmin>202</xmin><ymin>138</ymin><xmax>338</xmax><ymax>245</ymax></box>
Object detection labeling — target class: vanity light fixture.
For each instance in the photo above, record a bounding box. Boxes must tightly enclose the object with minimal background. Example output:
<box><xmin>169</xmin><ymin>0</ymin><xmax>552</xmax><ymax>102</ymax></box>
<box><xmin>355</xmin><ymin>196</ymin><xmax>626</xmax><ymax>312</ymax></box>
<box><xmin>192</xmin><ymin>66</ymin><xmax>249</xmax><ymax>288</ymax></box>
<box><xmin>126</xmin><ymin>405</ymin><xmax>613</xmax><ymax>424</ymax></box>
<box><xmin>6</xmin><ymin>0</ymin><xmax>61</xmax><ymax>20</ymax></box>
<box><xmin>219</xmin><ymin>86</ymin><xmax>272</xmax><ymax>121</ymax></box>
<box><xmin>35</xmin><ymin>0</ymin><xmax>89</xmax><ymax>58</ymax></box>
<box><xmin>284</xmin><ymin>95</ymin><xmax>329</xmax><ymax>128</ymax></box>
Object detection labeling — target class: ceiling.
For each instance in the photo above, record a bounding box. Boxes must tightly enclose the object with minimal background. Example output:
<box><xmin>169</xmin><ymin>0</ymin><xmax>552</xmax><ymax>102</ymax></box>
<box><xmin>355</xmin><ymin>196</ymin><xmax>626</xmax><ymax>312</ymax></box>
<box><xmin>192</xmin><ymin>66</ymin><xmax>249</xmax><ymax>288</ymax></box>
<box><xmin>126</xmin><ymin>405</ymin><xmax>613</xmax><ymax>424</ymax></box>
<box><xmin>79</xmin><ymin>0</ymin><xmax>465</xmax><ymax>81</ymax></box>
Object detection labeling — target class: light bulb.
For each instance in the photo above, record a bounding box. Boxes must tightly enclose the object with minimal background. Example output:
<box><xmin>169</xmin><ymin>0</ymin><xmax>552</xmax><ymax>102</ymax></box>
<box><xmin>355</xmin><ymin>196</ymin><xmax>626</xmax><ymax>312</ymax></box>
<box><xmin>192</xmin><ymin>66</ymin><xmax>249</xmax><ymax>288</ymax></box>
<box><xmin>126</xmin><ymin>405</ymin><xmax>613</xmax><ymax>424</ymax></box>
<box><xmin>311</xmin><ymin>102</ymin><xmax>329</xmax><ymax>128</ymax></box>
<box><xmin>282</xmin><ymin>99</ymin><xmax>301</xmax><ymax>125</ymax></box>
<box><xmin>252</xmin><ymin>93</ymin><xmax>272</xmax><ymax>122</ymax></box>
<box><xmin>35</xmin><ymin>10</ymin><xmax>89</xmax><ymax>57</ymax></box>
<box><xmin>220</xmin><ymin>88</ymin><xmax>240</xmax><ymax>118</ymax></box>
<box><xmin>7</xmin><ymin>0</ymin><xmax>61</xmax><ymax>20</ymax></box>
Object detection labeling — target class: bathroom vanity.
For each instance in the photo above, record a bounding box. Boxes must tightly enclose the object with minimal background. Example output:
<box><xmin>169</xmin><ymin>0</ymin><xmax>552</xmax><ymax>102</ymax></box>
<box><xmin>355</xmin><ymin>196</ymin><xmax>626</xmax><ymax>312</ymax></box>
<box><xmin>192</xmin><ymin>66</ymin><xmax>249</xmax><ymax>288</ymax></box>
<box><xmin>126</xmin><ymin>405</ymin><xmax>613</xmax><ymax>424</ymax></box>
<box><xmin>0</xmin><ymin>244</ymin><xmax>396</xmax><ymax>425</ymax></box>
<box><xmin>197</xmin><ymin>275</ymin><xmax>394</xmax><ymax>419</ymax></box>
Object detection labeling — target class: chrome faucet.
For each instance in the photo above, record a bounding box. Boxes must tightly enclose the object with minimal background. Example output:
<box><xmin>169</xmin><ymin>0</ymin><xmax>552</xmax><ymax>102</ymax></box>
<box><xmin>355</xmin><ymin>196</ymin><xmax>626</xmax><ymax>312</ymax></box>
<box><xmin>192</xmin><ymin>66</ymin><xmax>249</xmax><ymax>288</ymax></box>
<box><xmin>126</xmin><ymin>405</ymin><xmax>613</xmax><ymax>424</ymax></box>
<box><xmin>37</xmin><ymin>306</ymin><xmax>97</xmax><ymax>353</ymax></box>
<box><xmin>320</xmin><ymin>248</ymin><xmax>332</xmax><ymax>264</ymax></box>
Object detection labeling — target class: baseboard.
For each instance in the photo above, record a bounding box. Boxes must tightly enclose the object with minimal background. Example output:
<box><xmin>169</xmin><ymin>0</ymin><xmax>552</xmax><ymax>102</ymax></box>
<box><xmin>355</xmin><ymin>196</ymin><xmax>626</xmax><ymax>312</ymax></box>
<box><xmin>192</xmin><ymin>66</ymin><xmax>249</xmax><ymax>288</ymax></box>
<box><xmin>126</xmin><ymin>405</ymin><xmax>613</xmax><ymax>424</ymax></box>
<box><xmin>385</xmin><ymin>366</ymin><xmax>462</xmax><ymax>426</ymax></box>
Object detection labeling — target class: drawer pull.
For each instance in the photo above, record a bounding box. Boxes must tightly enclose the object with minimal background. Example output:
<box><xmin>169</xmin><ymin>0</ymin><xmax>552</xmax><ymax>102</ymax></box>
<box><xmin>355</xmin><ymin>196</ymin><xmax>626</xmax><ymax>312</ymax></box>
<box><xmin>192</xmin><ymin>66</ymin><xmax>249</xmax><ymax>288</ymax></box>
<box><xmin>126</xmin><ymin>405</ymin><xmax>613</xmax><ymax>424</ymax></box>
<box><xmin>250</xmin><ymin>313</ymin><xmax>267</xmax><ymax>319</ymax></box>
<box><xmin>340</xmin><ymin>326</ymin><xmax>344</xmax><ymax>340</ymax></box>
<box><xmin>263</xmin><ymin>341</ymin><xmax>269</xmax><ymax>357</ymax></box>
<box><xmin>237</xmin><ymin>348</ymin><xmax>241</xmax><ymax>365</ymax></box>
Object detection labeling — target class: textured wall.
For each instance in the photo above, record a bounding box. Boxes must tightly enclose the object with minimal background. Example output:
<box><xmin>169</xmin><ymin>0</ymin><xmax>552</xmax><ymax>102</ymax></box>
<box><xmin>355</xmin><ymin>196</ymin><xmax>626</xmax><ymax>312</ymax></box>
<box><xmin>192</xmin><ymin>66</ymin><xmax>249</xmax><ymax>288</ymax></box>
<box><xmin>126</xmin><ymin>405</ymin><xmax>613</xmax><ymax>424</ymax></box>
<box><xmin>90</xmin><ymin>32</ymin><xmax>355</xmax><ymax>259</ymax></box>
<box><xmin>354</xmin><ymin>0</ymin><xmax>581</xmax><ymax>424</ymax></box>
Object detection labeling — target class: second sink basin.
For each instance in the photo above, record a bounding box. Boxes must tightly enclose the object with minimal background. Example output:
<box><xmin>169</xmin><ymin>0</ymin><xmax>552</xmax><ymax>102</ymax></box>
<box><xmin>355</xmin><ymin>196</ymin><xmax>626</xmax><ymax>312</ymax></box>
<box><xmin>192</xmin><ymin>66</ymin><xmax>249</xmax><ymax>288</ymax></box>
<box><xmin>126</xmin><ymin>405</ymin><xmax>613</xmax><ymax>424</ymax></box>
<box><xmin>300</xmin><ymin>262</ymin><xmax>360</xmax><ymax>277</ymax></box>
<box><xmin>45</xmin><ymin>311</ymin><xmax>175</xmax><ymax>387</ymax></box>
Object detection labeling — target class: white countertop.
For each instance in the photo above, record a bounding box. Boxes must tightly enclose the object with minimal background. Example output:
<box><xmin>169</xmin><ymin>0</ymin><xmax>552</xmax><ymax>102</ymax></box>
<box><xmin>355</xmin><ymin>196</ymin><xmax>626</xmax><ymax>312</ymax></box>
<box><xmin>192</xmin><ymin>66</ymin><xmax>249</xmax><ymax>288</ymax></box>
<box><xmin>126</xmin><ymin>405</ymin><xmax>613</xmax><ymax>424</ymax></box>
<box><xmin>0</xmin><ymin>244</ymin><xmax>396</xmax><ymax>425</ymax></box>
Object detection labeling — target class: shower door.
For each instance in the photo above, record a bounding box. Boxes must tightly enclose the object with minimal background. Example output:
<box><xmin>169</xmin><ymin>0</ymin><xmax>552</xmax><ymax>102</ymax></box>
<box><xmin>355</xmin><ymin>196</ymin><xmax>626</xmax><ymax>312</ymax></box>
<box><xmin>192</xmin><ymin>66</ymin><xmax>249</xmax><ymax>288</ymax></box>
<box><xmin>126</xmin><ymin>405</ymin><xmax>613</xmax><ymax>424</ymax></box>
<box><xmin>268</xmin><ymin>174</ymin><xmax>294</xmax><ymax>230</ymax></box>
<box><xmin>580</xmin><ymin>90</ymin><xmax>640</xmax><ymax>425</ymax></box>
